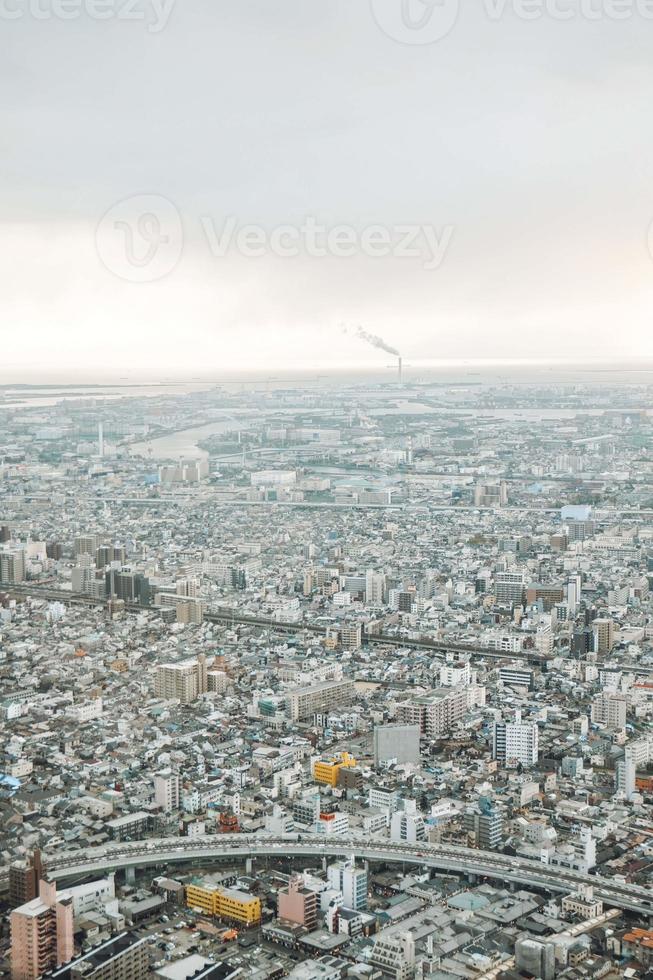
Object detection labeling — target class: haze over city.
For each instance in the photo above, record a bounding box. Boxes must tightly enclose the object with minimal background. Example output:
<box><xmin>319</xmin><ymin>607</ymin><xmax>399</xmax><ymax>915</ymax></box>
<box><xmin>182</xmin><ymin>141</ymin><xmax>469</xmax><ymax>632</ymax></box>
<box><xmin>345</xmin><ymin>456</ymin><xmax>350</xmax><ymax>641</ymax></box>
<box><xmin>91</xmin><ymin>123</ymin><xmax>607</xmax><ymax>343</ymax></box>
<box><xmin>4</xmin><ymin>1</ymin><xmax>653</xmax><ymax>372</ymax></box>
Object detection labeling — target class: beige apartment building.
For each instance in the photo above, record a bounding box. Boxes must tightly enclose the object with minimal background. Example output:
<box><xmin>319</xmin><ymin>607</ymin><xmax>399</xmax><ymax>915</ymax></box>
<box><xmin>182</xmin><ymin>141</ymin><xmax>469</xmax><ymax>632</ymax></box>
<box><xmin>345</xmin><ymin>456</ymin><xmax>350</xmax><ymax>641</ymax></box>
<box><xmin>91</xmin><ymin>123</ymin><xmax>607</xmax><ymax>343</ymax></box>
<box><xmin>591</xmin><ymin>692</ymin><xmax>628</xmax><ymax>730</ymax></box>
<box><xmin>10</xmin><ymin>880</ymin><xmax>73</xmax><ymax>980</ymax></box>
<box><xmin>396</xmin><ymin>687</ymin><xmax>468</xmax><ymax>738</ymax></box>
<box><xmin>288</xmin><ymin>678</ymin><xmax>356</xmax><ymax>721</ymax></box>
<box><xmin>277</xmin><ymin>875</ymin><xmax>318</xmax><ymax>930</ymax></box>
<box><xmin>154</xmin><ymin>654</ymin><xmax>208</xmax><ymax>703</ymax></box>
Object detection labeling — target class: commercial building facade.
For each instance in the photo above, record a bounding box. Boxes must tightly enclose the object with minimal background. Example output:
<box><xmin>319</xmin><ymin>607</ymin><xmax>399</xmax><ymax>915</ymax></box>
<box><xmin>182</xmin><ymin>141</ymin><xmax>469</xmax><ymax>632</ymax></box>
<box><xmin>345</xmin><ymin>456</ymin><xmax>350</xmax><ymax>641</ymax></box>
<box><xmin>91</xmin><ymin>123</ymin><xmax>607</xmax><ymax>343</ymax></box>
<box><xmin>186</xmin><ymin>881</ymin><xmax>261</xmax><ymax>926</ymax></box>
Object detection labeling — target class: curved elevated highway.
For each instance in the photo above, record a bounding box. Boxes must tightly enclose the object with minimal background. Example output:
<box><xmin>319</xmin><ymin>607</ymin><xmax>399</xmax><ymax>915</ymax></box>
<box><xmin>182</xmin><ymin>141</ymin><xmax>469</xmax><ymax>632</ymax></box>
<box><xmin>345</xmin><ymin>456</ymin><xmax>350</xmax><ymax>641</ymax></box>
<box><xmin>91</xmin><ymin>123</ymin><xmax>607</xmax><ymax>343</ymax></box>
<box><xmin>10</xmin><ymin>836</ymin><xmax>653</xmax><ymax>916</ymax></box>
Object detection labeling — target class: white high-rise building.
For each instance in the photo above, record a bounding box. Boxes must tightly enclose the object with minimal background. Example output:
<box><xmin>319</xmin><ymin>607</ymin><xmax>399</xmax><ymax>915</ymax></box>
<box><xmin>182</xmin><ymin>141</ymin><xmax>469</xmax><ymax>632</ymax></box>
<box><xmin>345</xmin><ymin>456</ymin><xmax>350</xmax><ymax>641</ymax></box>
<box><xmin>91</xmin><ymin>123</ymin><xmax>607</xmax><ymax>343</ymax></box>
<box><xmin>580</xmin><ymin>826</ymin><xmax>596</xmax><ymax>870</ymax></box>
<box><xmin>566</xmin><ymin>574</ymin><xmax>582</xmax><ymax>613</ymax></box>
<box><xmin>327</xmin><ymin>857</ymin><xmax>367</xmax><ymax>910</ymax></box>
<box><xmin>492</xmin><ymin>711</ymin><xmax>539</xmax><ymax>767</ymax></box>
<box><xmin>390</xmin><ymin>808</ymin><xmax>426</xmax><ymax>843</ymax></box>
<box><xmin>154</xmin><ymin>769</ymin><xmax>180</xmax><ymax>812</ymax></box>
<box><xmin>370</xmin><ymin>931</ymin><xmax>416</xmax><ymax>980</ymax></box>
<box><xmin>439</xmin><ymin>660</ymin><xmax>471</xmax><ymax>687</ymax></box>
<box><xmin>616</xmin><ymin>752</ymin><xmax>636</xmax><ymax>801</ymax></box>
<box><xmin>624</xmin><ymin>735</ymin><xmax>653</xmax><ymax>768</ymax></box>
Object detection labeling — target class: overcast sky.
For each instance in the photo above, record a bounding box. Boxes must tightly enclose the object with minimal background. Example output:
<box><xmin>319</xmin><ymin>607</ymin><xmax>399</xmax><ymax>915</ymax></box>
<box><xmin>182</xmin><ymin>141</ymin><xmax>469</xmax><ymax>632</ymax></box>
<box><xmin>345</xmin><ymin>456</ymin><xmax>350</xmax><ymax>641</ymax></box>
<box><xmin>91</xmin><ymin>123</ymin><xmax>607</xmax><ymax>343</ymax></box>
<box><xmin>2</xmin><ymin>0</ymin><xmax>653</xmax><ymax>378</ymax></box>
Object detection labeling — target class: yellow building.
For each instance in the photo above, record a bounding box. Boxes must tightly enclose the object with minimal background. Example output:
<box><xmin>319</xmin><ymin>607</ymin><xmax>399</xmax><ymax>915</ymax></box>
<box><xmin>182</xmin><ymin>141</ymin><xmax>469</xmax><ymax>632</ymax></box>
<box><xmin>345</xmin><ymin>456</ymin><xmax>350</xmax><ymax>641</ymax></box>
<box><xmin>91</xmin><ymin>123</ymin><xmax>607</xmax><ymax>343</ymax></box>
<box><xmin>313</xmin><ymin>751</ymin><xmax>357</xmax><ymax>787</ymax></box>
<box><xmin>186</xmin><ymin>881</ymin><xmax>261</xmax><ymax>926</ymax></box>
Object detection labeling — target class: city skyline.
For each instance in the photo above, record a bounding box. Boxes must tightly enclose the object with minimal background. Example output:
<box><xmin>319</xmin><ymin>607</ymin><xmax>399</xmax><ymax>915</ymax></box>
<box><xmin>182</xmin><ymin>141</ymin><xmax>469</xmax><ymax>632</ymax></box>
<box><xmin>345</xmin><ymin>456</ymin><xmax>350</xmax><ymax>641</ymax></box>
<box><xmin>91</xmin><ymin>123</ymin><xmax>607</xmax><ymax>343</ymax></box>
<box><xmin>2</xmin><ymin>1</ymin><xmax>652</xmax><ymax>977</ymax></box>
<box><xmin>1</xmin><ymin>371</ymin><xmax>652</xmax><ymax>978</ymax></box>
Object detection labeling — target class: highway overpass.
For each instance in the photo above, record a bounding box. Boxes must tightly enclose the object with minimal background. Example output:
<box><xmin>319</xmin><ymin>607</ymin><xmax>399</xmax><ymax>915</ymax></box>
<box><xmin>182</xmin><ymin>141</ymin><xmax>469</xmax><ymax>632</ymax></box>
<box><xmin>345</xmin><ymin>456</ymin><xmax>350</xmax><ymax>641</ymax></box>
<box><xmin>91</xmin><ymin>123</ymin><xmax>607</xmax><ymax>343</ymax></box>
<box><xmin>12</xmin><ymin>835</ymin><xmax>653</xmax><ymax>917</ymax></box>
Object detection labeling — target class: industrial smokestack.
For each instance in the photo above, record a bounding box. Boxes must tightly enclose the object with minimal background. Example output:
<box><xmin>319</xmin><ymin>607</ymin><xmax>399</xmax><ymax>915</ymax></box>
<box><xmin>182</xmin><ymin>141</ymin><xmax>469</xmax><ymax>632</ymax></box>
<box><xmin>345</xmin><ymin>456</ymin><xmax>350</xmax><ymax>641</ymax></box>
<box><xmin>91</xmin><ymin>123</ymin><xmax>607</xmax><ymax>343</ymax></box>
<box><xmin>98</xmin><ymin>422</ymin><xmax>104</xmax><ymax>458</ymax></box>
<box><xmin>398</xmin><ymin>357</ymin><xmax>403</xmax><ymax>383</ymax></box>
<box><xmin>342</xmin><ymin>323</ymin><xmax>403</xmax><ymax>381</ymax></box>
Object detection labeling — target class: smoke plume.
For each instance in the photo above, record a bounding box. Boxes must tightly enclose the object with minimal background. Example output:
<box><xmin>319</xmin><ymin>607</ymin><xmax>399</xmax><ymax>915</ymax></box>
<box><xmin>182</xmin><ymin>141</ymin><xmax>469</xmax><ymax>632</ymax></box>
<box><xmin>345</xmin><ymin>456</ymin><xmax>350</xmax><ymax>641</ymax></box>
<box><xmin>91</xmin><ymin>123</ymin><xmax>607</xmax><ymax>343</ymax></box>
<box><xmin>343</xmin><ymin>324</ymin><xmax>400</xmax><ymax>357</ymax></box>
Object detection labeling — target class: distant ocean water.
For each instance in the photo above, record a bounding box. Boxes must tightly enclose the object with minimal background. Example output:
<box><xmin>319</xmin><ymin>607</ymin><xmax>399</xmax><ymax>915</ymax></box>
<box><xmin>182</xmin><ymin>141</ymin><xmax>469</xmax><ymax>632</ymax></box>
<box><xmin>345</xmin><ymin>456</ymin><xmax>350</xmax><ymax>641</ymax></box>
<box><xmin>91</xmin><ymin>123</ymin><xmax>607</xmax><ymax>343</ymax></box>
<box><xmin>2</xmin><ymin>360</ymin><xmax>653</xmax><ymax>389</ymax></box>
<box><xmin>1</xmin><ymin>361</ymin><xmax>652</xmax><ymax>411</ymax></box>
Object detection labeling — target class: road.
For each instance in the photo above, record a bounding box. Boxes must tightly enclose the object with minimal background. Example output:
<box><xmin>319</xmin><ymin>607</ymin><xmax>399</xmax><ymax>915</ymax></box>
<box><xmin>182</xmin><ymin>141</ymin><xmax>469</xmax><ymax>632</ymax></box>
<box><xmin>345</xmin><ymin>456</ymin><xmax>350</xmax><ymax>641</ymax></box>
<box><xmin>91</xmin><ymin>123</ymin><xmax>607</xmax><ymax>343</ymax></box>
<box><xmin>4</xmin><ymin>835</ymin><xmax>651</xmax><ymax>916</ymax></box>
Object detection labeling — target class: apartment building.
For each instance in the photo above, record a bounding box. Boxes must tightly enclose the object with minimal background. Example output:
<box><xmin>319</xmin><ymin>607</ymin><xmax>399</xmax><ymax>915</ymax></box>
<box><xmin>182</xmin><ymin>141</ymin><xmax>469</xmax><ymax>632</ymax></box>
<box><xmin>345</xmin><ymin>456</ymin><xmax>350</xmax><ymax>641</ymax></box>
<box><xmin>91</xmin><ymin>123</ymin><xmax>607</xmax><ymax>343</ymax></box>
<box><xmin>390</xmin><ymin>808</ymin><xmax>427</xmax><ymax>844</ymax></box>
<box><xmin>154</xmin><ymin>654</ymin><xmax>208</xmax><ymax>704</ymax></box>
<box><xmin>591</xmin><ymin>616</ymin><xmax>616</xmax><ymax>653</ymax></box>
<box><xmin>439</xmin><ymin>660</ymin><xmax>471</xmax><ymax>687</ymax></box>
<box><xmin>277</xmin><ymin>875</ymin><xmax>318</xmax><ymax>930</ymax></box>
<box><xmin>370</xmin><ymin>932</ymin><xmax>416</xmax><ymax>980</ymax></box>
<box><xmin>492</xmin><ymin>711</ymin><xmax>539</xmax><ymax>767</ymax></box>
<box><xmin>288</xmin><ymin>678</ymin><xmax>355</xmax><ymax>722</ymax></box>
<box><xmin>153</xmin><ymin>769</ymin><xmax>180</xmax><ymax>813</ymax></box>
<box><xmin>10</xmin><ymin>881</ymin><xmax>73</xmax><ymax>980</ymax></box>
<box><xmin>0</xmin><ymin>549</ymin><xmax>26</xmax><ymax>584</ymax></box>
<box><xmin>591</xmin><ymin>692</ymin><xmax>628</xmax><ymax>730</ymax></box>
<box><xmin>327</xmin><ymin>858</ymin><xmax>368</xmax><ymax>911</ymax></box>
<box><xmin>464</xmin><ymin>800</ymin><xmax>504</xmax><ymax>849</ymax></box>
<box><xmin>494</xmin><ymin>571</ymin><xmax>525</xmax><ymax>607</ymax></box>
<box><xmin>396</xmin><ymin>687</ymin><xmax>467</xmax><ymax>738</ymax></box>
<box><xmin>526</xmin><ymin>583</ymin><xmax>564</xmax><ymax>611</ymax></box>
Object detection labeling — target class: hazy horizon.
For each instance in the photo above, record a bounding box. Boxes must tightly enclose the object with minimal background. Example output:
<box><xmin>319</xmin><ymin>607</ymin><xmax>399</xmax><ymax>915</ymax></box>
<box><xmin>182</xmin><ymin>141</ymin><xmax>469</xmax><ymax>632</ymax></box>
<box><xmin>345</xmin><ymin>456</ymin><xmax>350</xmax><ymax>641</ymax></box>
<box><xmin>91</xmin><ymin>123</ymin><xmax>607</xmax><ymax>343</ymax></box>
<box><xmin>4</xmin><ymin>1</ymin><xmax>653</xmax><ymax>372</ymax></box>
<box><xmin>2</xmin><ymin>357</ymin><xmax>653</xmax><ymax>389</ymax></box>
